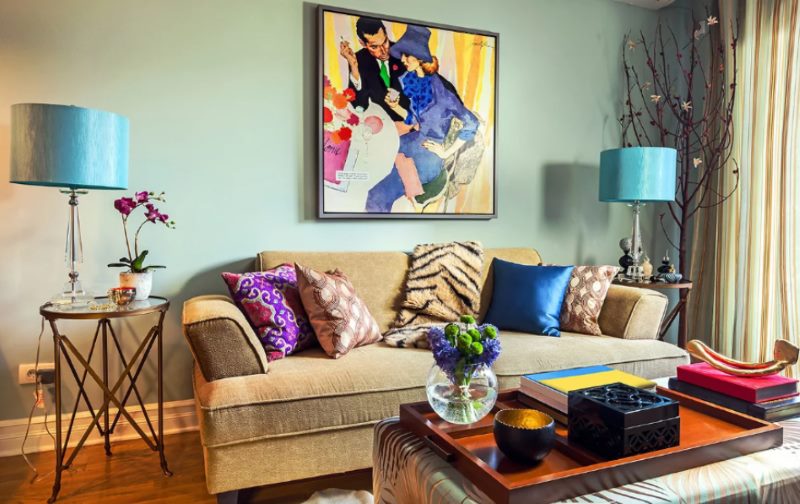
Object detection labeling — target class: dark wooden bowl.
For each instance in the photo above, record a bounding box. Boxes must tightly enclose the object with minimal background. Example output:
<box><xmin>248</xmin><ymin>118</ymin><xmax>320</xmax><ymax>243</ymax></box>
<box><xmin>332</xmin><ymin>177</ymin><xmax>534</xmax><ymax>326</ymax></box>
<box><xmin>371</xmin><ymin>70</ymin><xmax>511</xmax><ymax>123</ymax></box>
<box><xmin>493</xmin><ymin>409</ymin><xmax>555</xmax><ymax>465</ymax></box>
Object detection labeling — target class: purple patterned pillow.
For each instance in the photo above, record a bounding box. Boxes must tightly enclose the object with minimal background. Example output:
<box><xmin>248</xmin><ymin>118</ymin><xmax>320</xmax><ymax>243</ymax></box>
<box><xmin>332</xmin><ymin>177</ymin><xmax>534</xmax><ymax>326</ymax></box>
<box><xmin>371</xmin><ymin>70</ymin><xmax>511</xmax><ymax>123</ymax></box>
<box><xmin>222</xmin><ymin>264</ymin><xmax>315</xmax><ymax>361</ymax></box>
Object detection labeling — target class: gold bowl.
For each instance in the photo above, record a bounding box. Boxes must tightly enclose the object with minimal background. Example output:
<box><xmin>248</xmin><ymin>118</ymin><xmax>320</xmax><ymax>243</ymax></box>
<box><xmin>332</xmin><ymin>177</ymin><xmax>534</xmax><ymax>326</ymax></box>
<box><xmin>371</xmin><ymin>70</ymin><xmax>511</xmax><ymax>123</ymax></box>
<box><xmin>108</xmin><ymin>287</ymin><xmax>137</xmax><ymax>306</ymax></box>
<box><xmin>493</xmin><ymin>409</ymin><xmax>555</xmax><ymax>465</ymax></box>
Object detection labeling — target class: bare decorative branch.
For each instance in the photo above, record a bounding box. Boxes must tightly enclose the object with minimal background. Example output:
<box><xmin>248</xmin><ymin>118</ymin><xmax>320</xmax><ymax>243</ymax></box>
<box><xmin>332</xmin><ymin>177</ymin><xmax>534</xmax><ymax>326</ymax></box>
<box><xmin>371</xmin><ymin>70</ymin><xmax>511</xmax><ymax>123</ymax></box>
<box><xmin>619</xmin><ymin>8</ymin><xmax>739</xmax><ymax>272</ymax></box>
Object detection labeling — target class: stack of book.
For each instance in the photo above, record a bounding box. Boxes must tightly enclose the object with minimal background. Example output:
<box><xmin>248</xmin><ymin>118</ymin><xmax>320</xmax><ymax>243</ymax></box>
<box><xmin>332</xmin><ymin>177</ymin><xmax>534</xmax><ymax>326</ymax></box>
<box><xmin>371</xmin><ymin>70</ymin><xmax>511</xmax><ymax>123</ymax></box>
<box><xmin>519</xmin><ymin>365</ymin><xmax>656</xmax><ymax>424</ymax></box>
<box><xmin>668</xmin><ymin>363</ymin><xmax>800</xmax><ymax>421</ymax></box>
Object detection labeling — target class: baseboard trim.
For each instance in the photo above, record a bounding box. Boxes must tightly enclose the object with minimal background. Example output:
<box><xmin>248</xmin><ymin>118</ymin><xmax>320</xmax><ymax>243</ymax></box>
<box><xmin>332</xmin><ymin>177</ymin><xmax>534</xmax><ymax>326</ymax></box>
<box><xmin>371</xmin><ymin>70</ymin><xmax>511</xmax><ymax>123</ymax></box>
<box><xmin>0</xmin><ymin>399</ymin><xmax>198</xmax><ymax>458</ymax></box>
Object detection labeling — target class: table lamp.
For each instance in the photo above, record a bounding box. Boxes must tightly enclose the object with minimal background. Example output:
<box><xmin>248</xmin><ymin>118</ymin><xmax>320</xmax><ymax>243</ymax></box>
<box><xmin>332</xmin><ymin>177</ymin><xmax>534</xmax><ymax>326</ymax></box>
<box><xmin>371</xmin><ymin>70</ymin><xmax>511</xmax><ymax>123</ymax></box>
<box><xmin>10</xmin><ymin>103</ymin><xmax>129</xmax><ymax>304</ymax></box>
<box><xmin>599</xmin><ymin>147</ymin><xmax>676</xmax><ymax>280</ymax></box>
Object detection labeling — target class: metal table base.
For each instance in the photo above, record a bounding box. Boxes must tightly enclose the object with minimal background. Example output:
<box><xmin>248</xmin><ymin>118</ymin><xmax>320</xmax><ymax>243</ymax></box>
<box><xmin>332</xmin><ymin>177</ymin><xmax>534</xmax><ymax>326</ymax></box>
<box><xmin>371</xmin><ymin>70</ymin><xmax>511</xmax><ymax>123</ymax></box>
<box><xmin>41</xmin><ymin>297</ymin><xmax>172</xmax><ymax>503</ymax></box>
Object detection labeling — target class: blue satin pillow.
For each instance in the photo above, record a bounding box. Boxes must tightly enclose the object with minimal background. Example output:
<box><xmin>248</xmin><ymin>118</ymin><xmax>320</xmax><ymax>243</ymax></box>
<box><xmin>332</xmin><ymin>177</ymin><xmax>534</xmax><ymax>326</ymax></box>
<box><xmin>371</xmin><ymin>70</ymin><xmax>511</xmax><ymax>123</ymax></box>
<box><xmin>483</xmin><ymin>259</ymin><xmax>574</xmax><ymax>337</ymax></box>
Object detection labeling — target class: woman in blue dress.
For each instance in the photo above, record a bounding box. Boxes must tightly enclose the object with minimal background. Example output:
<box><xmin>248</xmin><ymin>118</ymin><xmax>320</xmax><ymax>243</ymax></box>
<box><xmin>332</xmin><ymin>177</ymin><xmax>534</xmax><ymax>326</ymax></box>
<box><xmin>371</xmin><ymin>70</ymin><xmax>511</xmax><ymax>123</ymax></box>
<box><xmin>365</xmin><ymin>25</ymin><xmax>479</xmax><ymax>213</ymax></box>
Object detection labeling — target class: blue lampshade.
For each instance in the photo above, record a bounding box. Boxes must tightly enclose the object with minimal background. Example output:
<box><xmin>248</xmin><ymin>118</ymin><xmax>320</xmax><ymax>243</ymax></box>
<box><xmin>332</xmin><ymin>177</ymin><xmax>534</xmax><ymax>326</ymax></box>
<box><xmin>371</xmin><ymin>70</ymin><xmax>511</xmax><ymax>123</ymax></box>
<box><xmin>10</xmin><ymin>103</ymin><xmax>129</xmax><ymax>190</ymax></box>
<box><xmin>599</xmin><ymin>147</ymin><xmax>677</xmax><ymax>202</ymax></box>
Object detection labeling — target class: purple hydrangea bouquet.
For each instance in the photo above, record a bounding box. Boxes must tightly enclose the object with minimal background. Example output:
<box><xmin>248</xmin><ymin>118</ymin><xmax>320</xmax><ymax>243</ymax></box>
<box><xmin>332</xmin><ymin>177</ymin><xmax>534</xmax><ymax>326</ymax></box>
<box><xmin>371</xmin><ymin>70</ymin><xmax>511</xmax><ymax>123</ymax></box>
<box><xmin>426</xmin><ymin>315</ymin><xmax>501</xmax><ymax>424</ymax></box>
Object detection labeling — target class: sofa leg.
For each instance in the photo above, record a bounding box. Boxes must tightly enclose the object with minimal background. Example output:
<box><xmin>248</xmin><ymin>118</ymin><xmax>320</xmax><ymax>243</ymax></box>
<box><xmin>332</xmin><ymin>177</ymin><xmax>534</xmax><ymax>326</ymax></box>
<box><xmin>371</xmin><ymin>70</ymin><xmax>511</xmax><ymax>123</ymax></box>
<box><xmin>216</xmin><ymin>490</ymin><xmax>239</xmax><ymax>504</ymax></box>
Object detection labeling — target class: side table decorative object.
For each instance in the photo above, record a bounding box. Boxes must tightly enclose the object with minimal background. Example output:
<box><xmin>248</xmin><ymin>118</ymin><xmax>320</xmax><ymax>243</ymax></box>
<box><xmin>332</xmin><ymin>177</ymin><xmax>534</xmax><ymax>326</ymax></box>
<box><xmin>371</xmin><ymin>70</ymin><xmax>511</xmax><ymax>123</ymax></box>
<box><xmin>612</xmin><ymin>278</ymin><xmax>693</xmax><ymax>348</ymax></box>
<box><xmin>654</xmin><ymin>252</ymin><xmax>683</xmax><ymax>283</ymax></box>
<box><xmin>40</xmin><ymin>296</ymin><xmax>172</xmax><ymax>503</ymax></box>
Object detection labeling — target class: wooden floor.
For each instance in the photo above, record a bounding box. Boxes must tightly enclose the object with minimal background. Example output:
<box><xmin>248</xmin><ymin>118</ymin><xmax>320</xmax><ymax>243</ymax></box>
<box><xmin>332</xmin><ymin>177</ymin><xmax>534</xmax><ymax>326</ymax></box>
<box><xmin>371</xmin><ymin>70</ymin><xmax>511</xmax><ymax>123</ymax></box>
<box><xmin>0</xmin><ymin>431</ymin><xmax>372</xmax><ymax>504</ymax></box>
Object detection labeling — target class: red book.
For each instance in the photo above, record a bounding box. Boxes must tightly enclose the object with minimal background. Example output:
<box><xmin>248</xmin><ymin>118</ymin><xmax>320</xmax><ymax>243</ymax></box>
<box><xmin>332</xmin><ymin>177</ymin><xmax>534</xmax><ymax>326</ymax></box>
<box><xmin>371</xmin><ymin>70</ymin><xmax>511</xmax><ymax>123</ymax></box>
<box><xmin>676</xmin><ymin>363</ymin><xmax>799</xmax><ymax>403</ymax></box>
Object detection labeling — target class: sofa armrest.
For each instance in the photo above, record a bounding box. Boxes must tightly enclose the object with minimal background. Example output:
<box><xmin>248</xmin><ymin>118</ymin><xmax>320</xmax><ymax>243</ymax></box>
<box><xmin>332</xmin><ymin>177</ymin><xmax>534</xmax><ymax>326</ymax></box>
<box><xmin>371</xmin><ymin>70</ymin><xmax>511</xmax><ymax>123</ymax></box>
<box><xmin>182</xmin><ymin>295</ymin><xmax>268</xmax><ymax>382</ymax></box>
<box><xmin>597</xmin><ymin>285</ymin><xmax>667</xmax><ymax>340</ymax></box>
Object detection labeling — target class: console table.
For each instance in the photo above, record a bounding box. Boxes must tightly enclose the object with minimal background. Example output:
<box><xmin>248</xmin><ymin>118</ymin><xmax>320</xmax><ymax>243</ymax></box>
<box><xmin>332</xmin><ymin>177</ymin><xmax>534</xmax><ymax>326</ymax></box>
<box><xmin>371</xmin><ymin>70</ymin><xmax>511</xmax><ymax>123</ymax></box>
<box><xmin>613</xmin><ymin>279</ymin><xmax>693</xmax><ymax>348</ymax></box>
<box><xmin>40</xmin><ymin>297</ymin><xmax>172</xmax><ymax>503</ymax></box>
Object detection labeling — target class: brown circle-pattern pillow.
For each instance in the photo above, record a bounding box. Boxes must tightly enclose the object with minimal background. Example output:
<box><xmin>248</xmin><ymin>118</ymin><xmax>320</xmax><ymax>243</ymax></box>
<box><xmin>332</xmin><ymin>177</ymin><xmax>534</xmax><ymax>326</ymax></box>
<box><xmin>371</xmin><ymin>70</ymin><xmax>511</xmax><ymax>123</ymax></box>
<box><xmin>295</xmin><ymin>263</ymin><xmax>382</xmax><ymax>358</ymax></box>
<box><xmin>560</xmin><ymin>265</ymin><xmax>619</xmax><ymax>336</ymax></box>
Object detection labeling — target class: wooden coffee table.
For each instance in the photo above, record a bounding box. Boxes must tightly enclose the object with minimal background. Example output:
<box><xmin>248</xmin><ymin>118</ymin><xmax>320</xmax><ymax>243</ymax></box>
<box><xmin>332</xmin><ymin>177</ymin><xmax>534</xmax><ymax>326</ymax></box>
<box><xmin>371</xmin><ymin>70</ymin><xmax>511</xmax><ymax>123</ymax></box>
<box><xmin>374</xmin><ymin>391</ymin><xmax>800</xmax><ymax>503</ymax></box>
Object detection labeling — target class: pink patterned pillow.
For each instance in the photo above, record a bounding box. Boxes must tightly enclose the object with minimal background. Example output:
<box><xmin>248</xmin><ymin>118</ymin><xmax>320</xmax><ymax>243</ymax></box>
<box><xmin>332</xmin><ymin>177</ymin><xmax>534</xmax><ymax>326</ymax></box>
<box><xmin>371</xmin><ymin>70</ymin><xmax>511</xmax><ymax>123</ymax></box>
<box><xmin>222</xmin><ymin>264</ymin><xmax>315</xmax><ymax>361</ymax></box>
<box><xmin>295</xmin><ymin>264</ymin><xmax>382</xmax><ymax>359</ymax></box>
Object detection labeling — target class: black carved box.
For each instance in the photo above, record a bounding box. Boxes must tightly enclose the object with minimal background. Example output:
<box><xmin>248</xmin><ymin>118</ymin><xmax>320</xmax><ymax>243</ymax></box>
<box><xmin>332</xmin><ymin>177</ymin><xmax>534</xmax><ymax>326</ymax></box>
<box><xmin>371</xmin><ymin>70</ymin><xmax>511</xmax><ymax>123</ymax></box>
<box><xmin>567</xmin><ymin>383</ymin><xmax>680</xmax><ymax>459</ymax></box>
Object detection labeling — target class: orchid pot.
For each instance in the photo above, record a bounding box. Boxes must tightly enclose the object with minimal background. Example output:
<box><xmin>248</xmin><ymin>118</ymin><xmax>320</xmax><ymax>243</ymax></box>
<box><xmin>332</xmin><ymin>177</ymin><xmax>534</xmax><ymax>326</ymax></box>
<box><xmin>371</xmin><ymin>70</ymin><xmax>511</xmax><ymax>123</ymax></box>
<box><xmin>119</xmin><ymin>270</ymin><xmax>153</xmax><ymax>301</ymax></box>
<box><xmin>108</xmin><ymin>191</ymin><xmax>175</xmax><ymax>300</ymax></box>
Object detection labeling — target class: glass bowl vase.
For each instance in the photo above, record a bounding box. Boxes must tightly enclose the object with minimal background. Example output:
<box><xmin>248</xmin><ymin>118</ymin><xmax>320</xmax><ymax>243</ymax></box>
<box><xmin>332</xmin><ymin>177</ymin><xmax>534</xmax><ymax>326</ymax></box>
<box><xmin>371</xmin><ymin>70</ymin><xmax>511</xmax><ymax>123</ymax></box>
<box><xmin>426</xmin><ymin>363</ymin><xmax>498</xmax><ymax>424</ymax></box>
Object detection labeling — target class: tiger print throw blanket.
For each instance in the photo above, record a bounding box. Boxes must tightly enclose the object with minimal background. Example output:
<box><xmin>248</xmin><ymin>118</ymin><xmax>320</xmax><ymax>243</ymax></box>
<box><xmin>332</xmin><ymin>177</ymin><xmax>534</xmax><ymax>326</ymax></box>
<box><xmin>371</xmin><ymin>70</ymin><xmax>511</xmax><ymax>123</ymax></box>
<box><xmin>384</xmin><ymin>241</ymin><xmax>484</xmax><ymax>348</ymax></box>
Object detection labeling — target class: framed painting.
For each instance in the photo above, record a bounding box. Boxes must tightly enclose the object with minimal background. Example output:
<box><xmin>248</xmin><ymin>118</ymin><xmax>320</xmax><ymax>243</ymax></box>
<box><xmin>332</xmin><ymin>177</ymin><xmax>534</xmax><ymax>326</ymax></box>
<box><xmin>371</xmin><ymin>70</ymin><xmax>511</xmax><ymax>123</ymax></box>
<box><xmin>318</xmin><ymin>5</ymin><xmax>498</xmax><ymax>219</ymax></box>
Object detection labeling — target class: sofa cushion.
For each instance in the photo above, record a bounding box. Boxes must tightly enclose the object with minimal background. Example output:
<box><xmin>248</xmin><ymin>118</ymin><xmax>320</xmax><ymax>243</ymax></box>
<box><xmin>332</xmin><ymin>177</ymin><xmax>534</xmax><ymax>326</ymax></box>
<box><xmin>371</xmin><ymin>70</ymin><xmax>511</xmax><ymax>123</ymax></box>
<box><xmin>257</xmin><ymin>248</ymin><xmax>544</xmax><ymax>333</ymax></box>
<box><xmin>492</xmin><ymin>331</ymin><xmax>686</xmax><ymax>376</ymax></box>
<box><xmin>296</xmin><ymin>264</ymin><xmax>382</xmax><ymax>358</ymax></box>
<box><xmin>194</xmin><ymin>332</ymin><xmax>687</xmax><ymax>448</ymax></box>
<box><xmin>394</xmin><ymin>241</ymin><xmax>484</xmax><ymax>327</ymax></box>
<box><xmin>484</xmin><ymin>260</ymin><xmax>574</xmax><ymax>336</ymax></box>
<box><xmin>479</xmin><ymin>248</ymin><xmax>542</xmax><ymax>321</ymax></box>
<box><xmin>258</xmin><ymin>251</ymin><xmax>410</xmax><ymax>333</ymax></box>
<box><xmin>221</xmin><ymin>265</ymin><xmax>315</xmax><ymax>361</ymax></box>
<box><xmin>194</xmin><ymin>344</ymin><xmax>430</xmax><ymax>448</ymax></box>
<box><xmin>560</xmin><ymin>265</ymin><xmax>619</xmax><ymax>336</ymax></box>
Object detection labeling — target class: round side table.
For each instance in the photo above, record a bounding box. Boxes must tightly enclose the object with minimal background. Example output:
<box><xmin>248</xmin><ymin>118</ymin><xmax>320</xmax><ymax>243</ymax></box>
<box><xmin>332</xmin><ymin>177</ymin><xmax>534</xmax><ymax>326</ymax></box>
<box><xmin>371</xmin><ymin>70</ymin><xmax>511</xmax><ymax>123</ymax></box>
<box><xmin>612</xmin><ymin>279</ymin><xmax>693</xmax><ymax>348</ymax></box>
<box><xmin>40</xmin><ymin>296</ymin><xmax>172</xmax><ymax>503</ymax></box>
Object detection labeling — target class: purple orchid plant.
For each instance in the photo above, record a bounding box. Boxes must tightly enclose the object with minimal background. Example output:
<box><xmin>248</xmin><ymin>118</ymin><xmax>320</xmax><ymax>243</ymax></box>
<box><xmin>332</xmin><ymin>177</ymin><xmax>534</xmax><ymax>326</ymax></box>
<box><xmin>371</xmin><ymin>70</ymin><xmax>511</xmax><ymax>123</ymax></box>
<box><xmin>108</xmin><ymin>191</ymin><xmax>175</xmax><ymax>273</ymax></box>
<box><xmin>428</xmin><ymin>315</ymin><xmax>501</xmax><ymax>388</ymax></box>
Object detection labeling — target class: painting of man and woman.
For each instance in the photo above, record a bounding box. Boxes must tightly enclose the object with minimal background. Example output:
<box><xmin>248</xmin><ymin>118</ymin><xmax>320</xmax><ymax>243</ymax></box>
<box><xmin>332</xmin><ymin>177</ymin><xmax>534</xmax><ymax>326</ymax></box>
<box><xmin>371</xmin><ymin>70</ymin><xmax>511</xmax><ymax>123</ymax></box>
<box><xmin>319</xmin><ymin>6</ymin><xmax>498</xmax><ymax>218</ymax></box>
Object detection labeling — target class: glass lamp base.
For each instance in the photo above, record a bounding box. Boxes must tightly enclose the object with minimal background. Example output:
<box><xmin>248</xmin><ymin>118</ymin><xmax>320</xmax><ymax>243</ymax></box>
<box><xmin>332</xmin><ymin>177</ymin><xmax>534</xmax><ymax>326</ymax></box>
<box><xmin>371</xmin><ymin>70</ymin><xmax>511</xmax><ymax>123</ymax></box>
<box><xmin>50</xmin><ymin>280</ymin><xmax>93</xmax><ymax>306</ymax></box>
<box><xmin>626</xmin><ymin>265</ymin><xmax>645</xmax><ymax>281</ymax></box>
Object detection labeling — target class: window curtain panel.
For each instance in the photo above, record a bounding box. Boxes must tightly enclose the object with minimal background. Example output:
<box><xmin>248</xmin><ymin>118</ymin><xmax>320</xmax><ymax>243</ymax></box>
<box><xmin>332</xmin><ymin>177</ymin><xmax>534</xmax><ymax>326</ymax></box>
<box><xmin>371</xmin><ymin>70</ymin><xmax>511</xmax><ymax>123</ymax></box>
<box><xmin>689</xmin><ymin>0</ymin><xmax>800</xmax><ymax>377</ymax></box>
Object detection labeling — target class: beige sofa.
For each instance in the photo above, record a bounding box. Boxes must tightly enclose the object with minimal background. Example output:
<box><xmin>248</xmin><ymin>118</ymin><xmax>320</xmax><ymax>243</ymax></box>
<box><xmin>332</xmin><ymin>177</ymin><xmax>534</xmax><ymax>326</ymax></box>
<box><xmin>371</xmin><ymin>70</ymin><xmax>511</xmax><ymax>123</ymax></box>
<box><xmin>182</xmin><ymin>248</ymin><xmax>688</xmax><ymax>501</ymax></box>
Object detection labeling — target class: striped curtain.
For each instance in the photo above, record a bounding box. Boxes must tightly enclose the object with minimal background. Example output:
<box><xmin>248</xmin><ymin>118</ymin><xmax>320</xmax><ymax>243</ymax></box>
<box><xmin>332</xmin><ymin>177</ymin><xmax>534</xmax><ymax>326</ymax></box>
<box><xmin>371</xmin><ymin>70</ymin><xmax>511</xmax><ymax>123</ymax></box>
<box><xmin>689</xmin><ymin>0</ymin><xmax>800</xmax><ymax>377</ymax></box>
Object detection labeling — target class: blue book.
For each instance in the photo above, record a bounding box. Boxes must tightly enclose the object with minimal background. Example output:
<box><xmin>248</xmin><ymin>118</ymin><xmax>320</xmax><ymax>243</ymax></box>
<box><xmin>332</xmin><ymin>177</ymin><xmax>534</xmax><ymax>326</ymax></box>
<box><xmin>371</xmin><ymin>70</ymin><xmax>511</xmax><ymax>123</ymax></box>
<box><xmin>523</xmin><ymin>365</ymin><xmax>613</xmax><ymax>384</ymax></box>
<box><xmin>520</xmin><ymin>365</ymin><xmax>613</xmax><ymax>413</ymax></box>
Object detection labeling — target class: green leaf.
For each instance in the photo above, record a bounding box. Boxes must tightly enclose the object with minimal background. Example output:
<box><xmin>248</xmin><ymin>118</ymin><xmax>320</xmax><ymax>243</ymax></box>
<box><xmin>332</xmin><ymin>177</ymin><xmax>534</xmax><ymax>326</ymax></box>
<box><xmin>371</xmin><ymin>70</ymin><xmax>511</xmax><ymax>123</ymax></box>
<box><xmin>107</xmin><ymin>263</ymin><xmax>129</xmax><ymax>268</ymax></box>
<box><xmin>131</xmin><ymin>250</ymin><xmax>149</xmax><ymax>271</ymax></box>
<box><xmin>119</xmin><ymin>257</ymin><xmax>131</xmax><ymax>263</ymax></box>
<box><xmin>143</xmin><ymin>265</ymin><xmax>166</xmax><ymax>270</ymax></box>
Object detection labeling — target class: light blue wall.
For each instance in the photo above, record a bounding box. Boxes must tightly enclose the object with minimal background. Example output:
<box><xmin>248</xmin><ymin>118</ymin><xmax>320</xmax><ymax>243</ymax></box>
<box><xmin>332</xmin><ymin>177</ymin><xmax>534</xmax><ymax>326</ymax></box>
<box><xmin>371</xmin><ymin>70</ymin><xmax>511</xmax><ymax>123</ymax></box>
<box><xmin>0</xmin><ymin>0</ymin><xmax>669</xmax><ymax>421</ymax></box>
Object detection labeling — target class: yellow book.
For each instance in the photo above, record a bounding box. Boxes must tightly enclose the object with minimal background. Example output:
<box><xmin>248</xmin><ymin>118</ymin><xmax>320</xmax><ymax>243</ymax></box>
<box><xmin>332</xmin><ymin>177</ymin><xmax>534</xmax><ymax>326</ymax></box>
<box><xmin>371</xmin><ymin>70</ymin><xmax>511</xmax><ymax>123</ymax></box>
<box><xmin>540</xmin><ymin>370</ymin><xmax>656</xmax><ymax>394</ymax></box>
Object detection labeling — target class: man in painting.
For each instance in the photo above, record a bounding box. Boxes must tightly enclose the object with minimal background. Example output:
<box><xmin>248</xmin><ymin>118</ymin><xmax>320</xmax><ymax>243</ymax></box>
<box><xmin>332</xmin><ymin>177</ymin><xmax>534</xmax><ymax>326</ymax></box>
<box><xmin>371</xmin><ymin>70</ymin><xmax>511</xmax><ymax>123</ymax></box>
<box><xmin>339</xmin><ymin>17</ymin><xmax>410</xmax><ymax>122</ymax></box>
<box><xmin>365</xmin><ymin>25</ymin><xmax>480</xmax><ymax>213</ymax></box>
